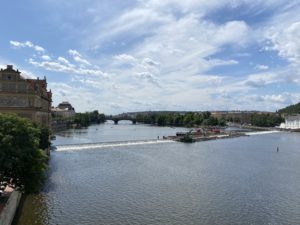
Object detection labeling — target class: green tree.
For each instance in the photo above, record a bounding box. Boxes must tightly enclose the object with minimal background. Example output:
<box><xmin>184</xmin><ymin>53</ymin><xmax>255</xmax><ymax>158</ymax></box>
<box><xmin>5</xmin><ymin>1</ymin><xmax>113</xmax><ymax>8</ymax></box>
<box><xmin>173</xmin><ymin>113</ymin><xmax>183</xmax><ymax>126</ymax></box>
<box><xmin>98</xmin><ymin>113</ymin><xmax>106</xmax><ymax>123</ymax></box>
<box><xmin>202</xmin><ymin>116</ymin><xmax>218</xmax><ymax>126</ymax></box>
<box><xmin>278</xmin><ymin>102</ymin><xmax>300</xmax><ymax>114</ymax></box>
<box><xmin>74</xmin><ymin>113</ymin><xmax>90</xmax><ymax>127</ymax></box>
<box><xmin>38</xmin><ymin>126</ymin><xmax>51</xmax><ymax>149</ymax></box>
<box><xmin>202</xmin><ymin>111</ymin><xmax>211</xmax><ymax>120</ymax></box>
<box><xmin>90</xmin><ymin>110</ymin><xmax>99</xmax><ymax>123</ymax></box>
<box><xmin>193</xmin><ymin>113</ymin><xmax>203</xmax><ymax>125</ymax></box>
<box><xmin>250</xmin><ymin>113</ymin><xmax>283</xmax><ymax>127</ymax></box>
<box><xmin>183</xmin><ymin>113</ymin><xmax>194</xmax><ymax>127</ymax></box>
<box><xmin>156</xmin><ymin>114</ymin><xmax>167</xmax><ymax>126</ymax></box>
<box><xmin>218</xmin><ymin>118</ymin><xmax>227</xmax><ymax>126</ymax></box>
<box><xmin>0</xmin><ymin>114</ymin><xmax>48</xmax><ymax>193</ymax></box>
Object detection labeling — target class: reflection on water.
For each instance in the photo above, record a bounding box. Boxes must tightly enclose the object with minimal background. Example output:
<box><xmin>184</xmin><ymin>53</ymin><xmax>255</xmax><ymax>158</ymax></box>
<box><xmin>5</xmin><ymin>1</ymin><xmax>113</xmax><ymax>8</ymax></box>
<box><xmin>53</xmin><ymin>122</ymin><xmax>188</xmax><ymax>145</ymax></box>
<box><xmin>15</xmin><ymin>124</ymin><xmax>300</xmax><ymax>225</ymax></box>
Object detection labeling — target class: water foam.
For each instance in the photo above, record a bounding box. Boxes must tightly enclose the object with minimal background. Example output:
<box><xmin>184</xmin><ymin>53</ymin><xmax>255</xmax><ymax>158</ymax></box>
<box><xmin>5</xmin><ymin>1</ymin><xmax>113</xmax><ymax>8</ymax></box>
<box><xmin>245</xmin><ymin>130</ymin><xmax>280</xmax><ymax>136</ymax></box>
<box><xmin>55</xmin><ymin>139</ymin><xmax>175</xmax><ymax>151</ymax></box>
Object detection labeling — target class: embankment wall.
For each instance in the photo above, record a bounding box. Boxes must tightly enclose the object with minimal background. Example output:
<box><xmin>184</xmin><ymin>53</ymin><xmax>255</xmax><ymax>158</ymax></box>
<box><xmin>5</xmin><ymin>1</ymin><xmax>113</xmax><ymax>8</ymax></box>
<box><xmin>0</xmin><ymin>191</ymin><xmax>22</xmax><ymax>225</ymax></box>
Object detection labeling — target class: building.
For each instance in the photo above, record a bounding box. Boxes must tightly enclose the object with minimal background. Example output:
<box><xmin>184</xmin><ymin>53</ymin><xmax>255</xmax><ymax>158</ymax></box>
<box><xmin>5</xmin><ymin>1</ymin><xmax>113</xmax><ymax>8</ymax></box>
<box><xmin>211</xmin><ymin>110</ymin><xmax>276</xmax><ymax>124</ymax></box>
<box><xmin>280</xmin><ymin>115</ymin><xmax>300</xmax><ymax>129</ymax></box>
<box><xmin>0</xmin><ymin>65</ymin><xmax>52</xmax><ymax>127</ymax></box>
<box><xmin>51</xmin><ymin>101</ymin><xmax>75</xmax><ymax>118</ymax></box>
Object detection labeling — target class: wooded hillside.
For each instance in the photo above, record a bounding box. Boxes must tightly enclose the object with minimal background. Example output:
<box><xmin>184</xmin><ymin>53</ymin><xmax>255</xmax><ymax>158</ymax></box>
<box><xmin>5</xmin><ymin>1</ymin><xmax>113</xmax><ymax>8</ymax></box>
<box><xmin>278</xmin><ymin>102</ymin><xmax>300</xmax><ymax>114</ymax></box>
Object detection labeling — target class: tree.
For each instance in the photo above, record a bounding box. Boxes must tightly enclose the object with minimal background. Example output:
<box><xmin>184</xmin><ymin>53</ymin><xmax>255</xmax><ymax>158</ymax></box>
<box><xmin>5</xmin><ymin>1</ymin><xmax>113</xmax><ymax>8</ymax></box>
<box><xmin>278</xmin><ymin>102</ymin><xmax>300</xmax><ymax>114</ymax></box>
<box><xmin>202</xmin><ymin>116</ymin><xmax>218</xmax><ymax>126</ymax></box>
<box><xmin>183</xmin><ymin>113</ymin><xmax>194</xmax><ymax>127</ymax></box>
<box><xmin>74</xmin><ymin>113</ymin><xmax>90</xmax><ymax>127</ymax></box>
<box><xmin>0</xmin><ymin>114</ymin><xmax>48</xmax><ymax>193</ymax></box>
<box><xmin>38</xmin><ymin>126</ymin><xmax>51</xmax><ymax>149</ymax></box>
<box><xmin>250</xmin><ymin>113</ymin><xmax>283</xmax><ymax>127</ymax></box>
<box><xmin>156</xmin><ymin>114</ymin><xmax>167</xmax><ymax>126</ymax></box>
<box><xmin>90</xmin><ymin>110</ymin><xmax>99</xmax><ymax>123</ymax></box>
<box><xmin>98</xmin><ymin>113</ymin><xmax>106</xmax><ymax>123</ymax></box>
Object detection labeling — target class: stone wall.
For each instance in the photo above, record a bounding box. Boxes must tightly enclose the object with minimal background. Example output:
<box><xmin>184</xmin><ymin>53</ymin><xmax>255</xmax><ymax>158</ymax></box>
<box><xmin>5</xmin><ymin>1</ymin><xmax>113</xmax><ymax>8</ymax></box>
<box><xmin>0</xmin><ymin>191</ymin><xmax>22</xmax><ymax>225</ymax></box>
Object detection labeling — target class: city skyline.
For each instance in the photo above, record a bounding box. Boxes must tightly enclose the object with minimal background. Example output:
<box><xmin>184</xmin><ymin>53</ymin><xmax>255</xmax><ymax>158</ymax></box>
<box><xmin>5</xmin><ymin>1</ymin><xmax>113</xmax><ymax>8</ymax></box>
<box><xmin>1</xmin><ymin>0</ymin><xmax>300</xmax><ymax>113</ymax></box>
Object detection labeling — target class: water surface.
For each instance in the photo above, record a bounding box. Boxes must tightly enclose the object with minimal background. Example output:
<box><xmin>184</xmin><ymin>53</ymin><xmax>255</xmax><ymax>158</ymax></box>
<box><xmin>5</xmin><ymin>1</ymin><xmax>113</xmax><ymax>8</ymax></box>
<box><xmin>15</xmin><ymin>123</ymin><xmax>300</xmax><ymax>225</ymax></box>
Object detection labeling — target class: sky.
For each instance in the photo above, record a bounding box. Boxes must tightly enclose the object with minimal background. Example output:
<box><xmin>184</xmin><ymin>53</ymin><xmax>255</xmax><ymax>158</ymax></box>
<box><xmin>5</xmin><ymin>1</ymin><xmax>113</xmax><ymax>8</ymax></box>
<box><xmin>1</xmin><ymin>0</ymin><xmax>300</xmax><ymax>114</ymax></box>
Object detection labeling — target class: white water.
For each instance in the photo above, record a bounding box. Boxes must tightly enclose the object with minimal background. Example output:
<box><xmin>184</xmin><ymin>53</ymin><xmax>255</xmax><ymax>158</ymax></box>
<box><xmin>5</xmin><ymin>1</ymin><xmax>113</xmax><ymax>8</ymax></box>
<box><xmin>245</xmin><ymin>130</ymin><xmax>280</xmax><ymax>136</ymax></box>
<box><xmin>55</xmin><ymin>131</ymin><xmax>281</xmax><ymax>151</ymax></box>
<box><xmin>55</xmin><ymin>139</ymin><xmax>175</xmax><ymax>151</ymax></box>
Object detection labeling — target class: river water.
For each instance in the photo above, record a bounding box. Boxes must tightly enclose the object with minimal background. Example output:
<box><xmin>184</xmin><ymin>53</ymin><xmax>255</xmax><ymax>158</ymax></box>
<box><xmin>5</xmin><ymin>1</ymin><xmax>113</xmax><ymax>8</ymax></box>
<box><xmin>15</xmin><ymin>122</ymin><xmax>300</xmax><ymax>225</ymax></box>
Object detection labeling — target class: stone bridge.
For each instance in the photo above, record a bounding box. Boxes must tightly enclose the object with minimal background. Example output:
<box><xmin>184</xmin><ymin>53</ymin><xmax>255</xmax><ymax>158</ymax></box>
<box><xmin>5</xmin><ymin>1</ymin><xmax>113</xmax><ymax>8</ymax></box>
<box><xmin>105</xmin><ymin>115</ymin><xmax>137</xmax><ymax>124</ymax></box>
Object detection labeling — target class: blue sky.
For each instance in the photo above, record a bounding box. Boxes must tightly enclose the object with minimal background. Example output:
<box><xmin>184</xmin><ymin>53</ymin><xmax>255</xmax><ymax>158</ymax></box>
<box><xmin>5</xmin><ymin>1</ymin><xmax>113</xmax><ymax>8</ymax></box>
<box><xmin>1</xmin><ymin>0</ymin><xmax>300</xmax><ymax>114</ymax></box>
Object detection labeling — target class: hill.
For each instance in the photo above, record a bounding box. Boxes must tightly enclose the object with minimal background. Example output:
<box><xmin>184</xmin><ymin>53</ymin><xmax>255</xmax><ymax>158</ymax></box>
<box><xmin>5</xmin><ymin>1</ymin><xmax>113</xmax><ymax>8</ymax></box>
<box><xmin>278</xmin><ymin>102</ymin><xmax>300</xmax><ymax>114</ymax></box>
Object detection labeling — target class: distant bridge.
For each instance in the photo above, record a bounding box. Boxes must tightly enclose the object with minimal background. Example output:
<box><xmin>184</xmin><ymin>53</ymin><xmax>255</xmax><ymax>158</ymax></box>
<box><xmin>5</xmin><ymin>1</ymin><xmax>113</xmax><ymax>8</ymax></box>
<box><xmin>105</xmin><ymin>114</ymin><xmax>137</xmax><ymax>124</ymax></box>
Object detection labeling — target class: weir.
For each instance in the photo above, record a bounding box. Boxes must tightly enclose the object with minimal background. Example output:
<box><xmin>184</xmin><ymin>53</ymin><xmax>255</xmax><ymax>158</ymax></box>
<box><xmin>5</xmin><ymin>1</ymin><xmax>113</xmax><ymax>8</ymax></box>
<box><xmin>55</xmin><ymin>139</ymin><xmax>175</xmax><ymax>151</ymax></box>
<box><xmin>54</xmin><ymin>131</ymin><xmax>280</xmax><ymax>151</ymax></box>
<box><xmin>244</xmin><ymin>130</ymin><xmax>280</xmax><ymax>136</ymax></box>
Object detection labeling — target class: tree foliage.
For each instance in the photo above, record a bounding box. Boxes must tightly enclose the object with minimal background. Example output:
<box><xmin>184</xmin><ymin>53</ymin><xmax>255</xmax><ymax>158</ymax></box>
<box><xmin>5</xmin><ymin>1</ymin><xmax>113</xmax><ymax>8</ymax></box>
<box><xmin>278</xmin><ymin>102</ymin><xmax>300</xmax><ymax>115</ymax></box>
<box><xmin>250</xmin><ymin>113</ymin><xmax>283</xmax><ymax>127</ymax></box>
<box><xmin>0</xmin><ymin>113</ymin><xmax>48</xmax><ymax>193</ymax></box>
<box><xmin>37</xmin><ymin>126</ymin><xmax>51</xmax><ymax>149</ymax></box>
<box><xmin>74</xmin><ymin>110</ymin><xmax>106</xmax><ymax>127</ymax></box>
<box><xmin>135</xmin><ymin>112</ymin><xmax>225</xmax><ymax>127</ymax></box>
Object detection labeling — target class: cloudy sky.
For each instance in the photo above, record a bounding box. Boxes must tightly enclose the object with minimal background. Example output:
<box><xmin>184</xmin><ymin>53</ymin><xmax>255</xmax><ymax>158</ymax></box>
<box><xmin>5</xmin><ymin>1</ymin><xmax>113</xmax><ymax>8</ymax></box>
<box><xmin>1</xmin><ymin>0</ymin><xmax>300</xmax><ymax>114</ymax></box>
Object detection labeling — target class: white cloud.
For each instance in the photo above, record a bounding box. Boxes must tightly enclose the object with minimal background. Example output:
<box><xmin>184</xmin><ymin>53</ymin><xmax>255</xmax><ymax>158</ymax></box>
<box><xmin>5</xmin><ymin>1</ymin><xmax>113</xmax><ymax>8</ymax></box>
<box><xmin>142</xmin><ymin>58</ymin><xmax>159</xmax><ymax>67</ymax></box>
<box><xmin>8</xmin><ymin>1</ymin><xmax>300</xmax><ymax>113</ymax></box>
<box><xmin>68</xmin><ymin>49</ymin><xmax>91</xmax><ymax>66</ymax></box>
<box><xmin>10</xmin><ymin>40</ymin><xmax>45</xmax><ymax>52</ymax></box>
<box><xmin>29</xmin><ymin>57</ymin><xmax>108</xmax><ymax>79</ymax></box>
<box><xmin>34</xmin><ymin>45</ymin><xmax>45</xmax><ymax>52</ymax></box>
<box><xmin>113</xmin><ymin>54</ymin><xmax>137</xmax><ymax>65</ymax></box>
<box><xmin>48</xmin><ymin>82</ymin><xmax>100</xmax><ymax>111</ymax></box>
<box><xmin>263</xmin><ymin>3</ymin><xmax>300</xmax><ymax>66</ymax></box>
<box><xmin>214</xmin><ymin>21</ymin><xmax>251</xmax><ymax>46</ymax></box>
<box><xmin>209</xmin><ymin>59</ymin><xmax>239</xmax><ymax>67</ymax></box>
<box><xmin>267</xmin><ymin>22</ymin><xmax>300</xmax><ymax>64</ymax></box>
<box><xmin>243</xmin><ymin>72</ymin><xmax>280</xmax><ymax>88</ymax></box>
<box><xmin>261</xmin><ymin>94</ymin><xmax>290</xmax><ymax>104</ymax></box>
<box><xmin>20</xmin><ymin>70</ymin><xmax>38</xmax><ymax>79</ymax></box>
<box><xmin>41</xmin><ymin>55</ymin><xmax>51</xmax><ymax>60</ymax></box>
<box><xmin>135</xmin><ymin>71</ymin><xmax>160</xmax><ymax>86</ymax></box>
<box><xmin>57</xmin><ymin>56</ymin><xmax>71</xmax><ymax>65</ymax></box>
<box><xmin>255</xmin><ymin>64</ymin><xmax>269</xmax><ymax>70</ymax></box>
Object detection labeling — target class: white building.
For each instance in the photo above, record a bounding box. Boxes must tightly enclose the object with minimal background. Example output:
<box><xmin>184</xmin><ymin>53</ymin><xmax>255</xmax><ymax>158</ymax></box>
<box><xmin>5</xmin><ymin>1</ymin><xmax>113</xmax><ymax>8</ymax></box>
<box><xmin>280</xmin><ymin>115</ymin><xmax>300</xmax><ymax>129</ymax></box>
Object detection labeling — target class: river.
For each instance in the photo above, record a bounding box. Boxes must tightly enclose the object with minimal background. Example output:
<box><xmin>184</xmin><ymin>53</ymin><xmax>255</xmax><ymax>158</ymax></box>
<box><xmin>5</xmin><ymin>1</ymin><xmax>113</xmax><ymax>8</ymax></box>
<box><xmin>14</xmin><ymin>122</ymin><xmax>300</xmax><ymax>225</ymax></box>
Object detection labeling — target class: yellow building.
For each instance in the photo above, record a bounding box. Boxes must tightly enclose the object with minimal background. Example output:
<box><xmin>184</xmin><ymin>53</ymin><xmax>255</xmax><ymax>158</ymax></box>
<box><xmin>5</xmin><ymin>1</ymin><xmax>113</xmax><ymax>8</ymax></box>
<box><xmin>0</xmin><ymin>65</ymin><xmax>52</xmax><ymax>127</ymax></box>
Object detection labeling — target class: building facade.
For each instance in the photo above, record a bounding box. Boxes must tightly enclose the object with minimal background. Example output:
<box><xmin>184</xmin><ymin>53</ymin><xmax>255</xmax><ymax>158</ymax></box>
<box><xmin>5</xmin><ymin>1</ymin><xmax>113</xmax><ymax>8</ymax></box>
<box><xmin>51</xmin><ymin>101</ymin><xmax>75</xmax><ymax>118</ymax></box>
<box><xmin>0</xmin><ymin>65</ymin><xmax>52</xmax><ymax>127</ymax></box>
<box><xmin>211</xmin><ymin>111</ymin><xmax>275</xmax><ymax>124</ymax></box>
<box><xmin>280</xmin><ymin>115</ymin><xmax>300</xmax><ymax>129</ymax></box>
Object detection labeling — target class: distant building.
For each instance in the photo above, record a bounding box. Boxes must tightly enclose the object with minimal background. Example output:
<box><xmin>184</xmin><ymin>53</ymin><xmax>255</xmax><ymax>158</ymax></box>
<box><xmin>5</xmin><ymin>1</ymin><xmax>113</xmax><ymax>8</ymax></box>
<box><xmin>280</xmin><ymin>115</ymin><xmax>300</xmax><ymax>129</ymax></box>
<box><xmin>0</xmin><ymin>65</ymin><xmax>52</xmax><ymax>127</ymax></box>
<box><xmin>51</xmin><ymin>101</ymin><xmax>75</xmax><ymax>118</ymax></box>
<box><xmin>211</xmin><ymin>111</ymin><xmax>274</xmax><ymax>124</ymax></box>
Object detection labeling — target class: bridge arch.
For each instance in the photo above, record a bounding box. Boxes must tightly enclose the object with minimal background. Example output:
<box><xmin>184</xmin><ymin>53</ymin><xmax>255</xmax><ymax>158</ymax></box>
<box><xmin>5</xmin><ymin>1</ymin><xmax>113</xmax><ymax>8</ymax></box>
<box><xmin>105</xmin><ymin>116</ymin><xmax>137</xmax><ymax>125</ymax></box>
